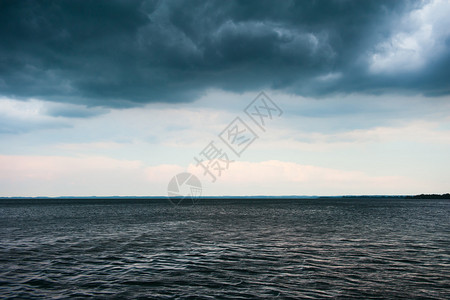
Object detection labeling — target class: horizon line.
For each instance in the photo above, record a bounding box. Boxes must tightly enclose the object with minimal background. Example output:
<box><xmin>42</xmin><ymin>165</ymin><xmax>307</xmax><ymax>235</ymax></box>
<box><xmin>1</xmin><ymin>193</ymin><xmax>449</xmax><ymax>200</ymax></box>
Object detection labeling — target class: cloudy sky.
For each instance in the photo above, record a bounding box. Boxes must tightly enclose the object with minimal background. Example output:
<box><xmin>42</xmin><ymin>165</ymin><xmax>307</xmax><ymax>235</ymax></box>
<box><xmin>1</xmin><ymin>0</ymin><xmax>449</xmax><ymax>197</ymax></box>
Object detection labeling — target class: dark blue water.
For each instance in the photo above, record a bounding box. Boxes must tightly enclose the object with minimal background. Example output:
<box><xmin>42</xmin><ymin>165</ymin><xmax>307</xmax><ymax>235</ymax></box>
<box><xmin>0</xmin><ymin>198</ymin><xmax>449</xmax><ymax>299</ymax></box>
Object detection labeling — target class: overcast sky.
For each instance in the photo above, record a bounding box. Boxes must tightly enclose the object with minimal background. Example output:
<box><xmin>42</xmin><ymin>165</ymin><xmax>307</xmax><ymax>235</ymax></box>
<box><xmin>1</xmin><ymin>0</ymin><xmax>449</xmax><ymax>196</ymax></box>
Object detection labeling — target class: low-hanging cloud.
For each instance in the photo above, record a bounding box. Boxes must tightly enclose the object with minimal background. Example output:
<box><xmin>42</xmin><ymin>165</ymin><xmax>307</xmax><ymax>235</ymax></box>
<box><xmin>1</xmin><ymin>0</ymin><xmax>449</xmax><ymax>108</ymax></box>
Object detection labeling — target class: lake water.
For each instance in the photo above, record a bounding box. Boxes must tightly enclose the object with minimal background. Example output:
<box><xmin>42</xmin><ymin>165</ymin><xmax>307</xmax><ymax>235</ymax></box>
<box><xmin>0</xmin><ymin>198</ymin><xmax>449</xmax><ymax>299</ymax></box>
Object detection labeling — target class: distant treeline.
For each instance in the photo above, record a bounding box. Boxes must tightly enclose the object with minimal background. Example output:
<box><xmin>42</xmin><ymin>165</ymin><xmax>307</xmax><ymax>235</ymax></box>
<box><xmin>332</xmin><ymin>194</ymin><xmax>450</xmax><ymax>199</ymax></box>
<box><xmin>405</xmin><ymin>193</ymin><xmax>450</xmax><ymax>199</ymax></box>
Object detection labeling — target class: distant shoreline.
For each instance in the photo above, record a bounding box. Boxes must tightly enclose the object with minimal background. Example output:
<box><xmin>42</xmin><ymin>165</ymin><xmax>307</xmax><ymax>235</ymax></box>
<box><xmin>0</xmin><ymin>193</ymin><xmax>449</xmax><ymax>200</ymax></box>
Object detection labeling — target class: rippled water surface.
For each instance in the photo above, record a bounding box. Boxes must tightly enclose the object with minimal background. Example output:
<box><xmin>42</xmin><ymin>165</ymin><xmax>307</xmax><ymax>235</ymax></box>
<box><xmin>0</xmin><ymin>198</ymin><xmax>449</xmax><ymax>299</ymax></box>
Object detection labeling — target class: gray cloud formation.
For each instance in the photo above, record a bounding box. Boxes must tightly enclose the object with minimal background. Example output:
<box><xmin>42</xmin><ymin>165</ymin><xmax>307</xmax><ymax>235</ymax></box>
<box><xmin>0</xmin><ymin>0</ymin><xmax>448</xmax><ymax>107</ymax></box>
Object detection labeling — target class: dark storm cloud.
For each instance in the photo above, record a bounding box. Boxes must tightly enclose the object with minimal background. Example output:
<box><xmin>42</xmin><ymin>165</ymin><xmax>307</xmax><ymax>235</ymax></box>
<box><xmin>0</xmin><ymin>0</ymin><xmax>448</xmax><ymax>107</ymax></box>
